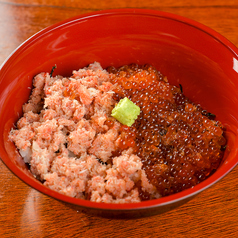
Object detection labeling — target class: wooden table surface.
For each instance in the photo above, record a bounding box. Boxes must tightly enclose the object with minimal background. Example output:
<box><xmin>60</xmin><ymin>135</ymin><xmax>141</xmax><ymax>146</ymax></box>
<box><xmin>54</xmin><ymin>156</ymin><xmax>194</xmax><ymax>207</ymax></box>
<box><xmin>0</xmin><ymin>0</ymin><xmax>238</xmax><ymax>237</ymax></box>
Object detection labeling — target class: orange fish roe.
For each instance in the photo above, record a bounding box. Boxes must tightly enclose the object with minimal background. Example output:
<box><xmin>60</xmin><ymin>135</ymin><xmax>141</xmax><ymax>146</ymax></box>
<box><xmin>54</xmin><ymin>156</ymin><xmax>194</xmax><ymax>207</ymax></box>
<box><xmin>108</xmin><ymin>64</ymin><xmax>226</xmax><ymax>199</ymax></box>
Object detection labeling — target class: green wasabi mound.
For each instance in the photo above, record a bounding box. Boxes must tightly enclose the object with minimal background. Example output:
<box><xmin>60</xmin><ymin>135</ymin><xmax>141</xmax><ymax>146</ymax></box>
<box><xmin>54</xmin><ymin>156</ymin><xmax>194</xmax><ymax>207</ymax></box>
<box><xmin>111</xmin><ymin>97</ymin><xmax>140</xmax><ymax>126</ymax></box>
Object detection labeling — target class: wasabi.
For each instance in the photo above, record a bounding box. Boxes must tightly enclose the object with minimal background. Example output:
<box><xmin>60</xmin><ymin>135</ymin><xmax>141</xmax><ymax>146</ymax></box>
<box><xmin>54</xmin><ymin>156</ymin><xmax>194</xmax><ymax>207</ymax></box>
<box><xmin>111</xmin><ymin>97</ymin><xmax>140</xmax><ymax>126</ymax></box>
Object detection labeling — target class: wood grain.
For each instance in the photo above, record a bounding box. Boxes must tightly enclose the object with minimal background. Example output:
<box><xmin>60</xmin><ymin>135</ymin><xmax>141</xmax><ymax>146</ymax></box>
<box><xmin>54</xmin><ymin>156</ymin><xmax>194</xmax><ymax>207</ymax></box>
<box><xmin>0</xmin><ymin>0</ymin><xmax>238</xmax><ymax>237</ymax></box>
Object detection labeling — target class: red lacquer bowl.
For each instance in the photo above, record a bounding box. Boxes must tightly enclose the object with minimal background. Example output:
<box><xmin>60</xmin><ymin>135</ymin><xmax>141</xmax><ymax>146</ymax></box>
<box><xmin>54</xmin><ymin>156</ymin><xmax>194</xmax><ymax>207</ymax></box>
<box><xmin>0</xmin><ymin>9</ymin><xmax>238</xmax><ymax>218</ymax></box>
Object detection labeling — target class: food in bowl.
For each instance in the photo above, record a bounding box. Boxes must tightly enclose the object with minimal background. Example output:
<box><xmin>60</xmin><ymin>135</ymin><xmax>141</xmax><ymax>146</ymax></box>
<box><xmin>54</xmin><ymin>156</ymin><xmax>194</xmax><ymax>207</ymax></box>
<box><xmin>9</xmin><ymin>62</ymin><xmax>226</xmax><ymax>203</ymax></box>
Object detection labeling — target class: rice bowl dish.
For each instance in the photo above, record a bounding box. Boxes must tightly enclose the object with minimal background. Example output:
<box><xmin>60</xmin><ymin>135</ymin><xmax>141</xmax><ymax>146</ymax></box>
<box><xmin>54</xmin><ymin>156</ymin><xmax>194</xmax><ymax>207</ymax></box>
<box><xmin>9</xmin><ymin>62</ymin><xmax>226</xmax><ymax>203</ymax></box>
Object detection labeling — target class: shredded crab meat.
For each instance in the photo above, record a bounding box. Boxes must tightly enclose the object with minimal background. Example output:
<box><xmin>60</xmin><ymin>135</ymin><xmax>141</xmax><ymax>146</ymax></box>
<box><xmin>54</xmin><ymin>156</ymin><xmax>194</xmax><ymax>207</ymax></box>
<box><xmin>9</xmin><ymin>62</ymin><xmax>158</xmax><ymax>203</ymax></box>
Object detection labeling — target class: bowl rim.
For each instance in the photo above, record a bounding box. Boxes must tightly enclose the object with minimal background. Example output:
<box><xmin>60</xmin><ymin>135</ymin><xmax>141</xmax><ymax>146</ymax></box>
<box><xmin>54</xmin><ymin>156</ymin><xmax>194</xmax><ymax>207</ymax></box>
<box><xmin>0</xmin><ymin>8</ymin><xmax>238</xmax><ymax>211</ymax></box>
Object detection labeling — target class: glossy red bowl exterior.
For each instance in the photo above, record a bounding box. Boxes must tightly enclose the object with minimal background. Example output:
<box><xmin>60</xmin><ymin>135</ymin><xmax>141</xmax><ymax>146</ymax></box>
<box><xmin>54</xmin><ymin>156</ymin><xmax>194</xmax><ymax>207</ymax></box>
<box><xmin>0</xmin><ymin>9</ymin><xmax>238</xmax><ymax>218</ymax></box>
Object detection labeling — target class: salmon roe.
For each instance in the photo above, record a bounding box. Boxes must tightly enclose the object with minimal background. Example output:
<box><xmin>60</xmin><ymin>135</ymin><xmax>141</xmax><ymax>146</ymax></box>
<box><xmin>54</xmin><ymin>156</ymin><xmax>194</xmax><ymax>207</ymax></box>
<box><xmin>108</xmin><ymin>64</ymin><xmax>226</xmax><ymax>200</ymax></box>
